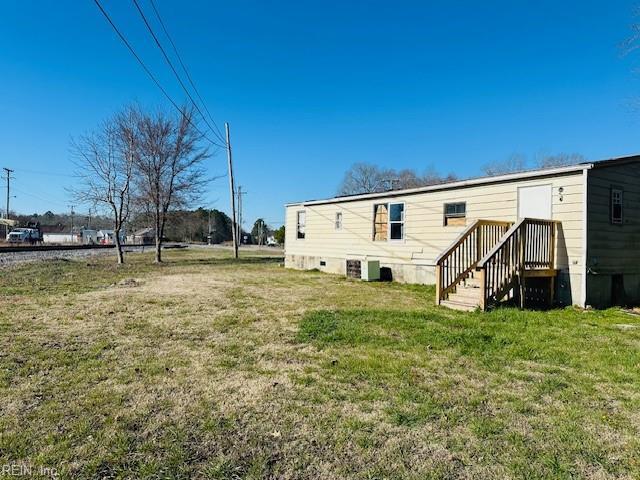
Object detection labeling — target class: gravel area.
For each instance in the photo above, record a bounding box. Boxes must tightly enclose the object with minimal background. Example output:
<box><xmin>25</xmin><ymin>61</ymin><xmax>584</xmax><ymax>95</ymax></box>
<box><xmin>0</xmin><ymin>247</ymin><xmax>144</xmax><ymax>269</ymax></box>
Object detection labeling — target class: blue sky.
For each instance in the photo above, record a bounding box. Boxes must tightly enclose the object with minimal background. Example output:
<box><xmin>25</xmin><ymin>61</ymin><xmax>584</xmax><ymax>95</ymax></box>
<box><xmin>1</xmin><ymin>1</ymin><xmax>639</xmax><ymax>228</ymax></box>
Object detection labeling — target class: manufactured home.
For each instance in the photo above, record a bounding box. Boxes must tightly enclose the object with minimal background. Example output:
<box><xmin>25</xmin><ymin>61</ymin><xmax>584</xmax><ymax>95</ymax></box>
<box><xmin>284</xmin><ymin>155</ymin><xmax>640</xmax><ymax>310</ymax></box>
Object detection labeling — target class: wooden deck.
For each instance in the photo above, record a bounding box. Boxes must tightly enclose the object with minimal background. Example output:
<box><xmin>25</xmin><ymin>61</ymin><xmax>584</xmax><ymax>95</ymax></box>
<box><xmin>436</xmin><ymin>218</ymin><xmax>559</xmax><ymax>311</ymax></box>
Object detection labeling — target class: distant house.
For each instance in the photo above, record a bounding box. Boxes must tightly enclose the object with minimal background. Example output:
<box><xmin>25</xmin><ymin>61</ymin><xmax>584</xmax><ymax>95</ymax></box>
<box><xmin>43</xmin><ymin>233</ymin><xmax>76</xmax><ymax>244</ymax></box>
<box><xmin>41</xmin><ymin>224</ymin><xmax>78</xmax><ymax>244</ymax></box>
<box><xmin>128</xmin><ymin>227</ymin><xmax>155</xmax><ymax>245</ymax></box>
<box><xmin>97</xmin><ymin>229</ymin><xmax>125</xmax><ymax>245</ymax></box>
<box><xmin>284</xmin><ymin>155</ymin><xmax>640</xmax><ymax>310</ymax></box>
<box><xmin>82</xmin><ymin>229</ymin><xmax>98</xmax><ymax>244</ymax></box>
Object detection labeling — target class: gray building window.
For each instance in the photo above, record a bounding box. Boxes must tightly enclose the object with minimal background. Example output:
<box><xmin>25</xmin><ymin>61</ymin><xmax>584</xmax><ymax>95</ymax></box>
<box><xmin>611</xmin><ymin>188</ymin><xmax>623</xmax><ymax>225</ymax></box>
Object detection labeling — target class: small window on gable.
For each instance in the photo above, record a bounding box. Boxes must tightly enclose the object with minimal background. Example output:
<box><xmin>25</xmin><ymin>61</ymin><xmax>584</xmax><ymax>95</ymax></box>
<box><xmin>373</xmin><ymin>203</ymin><xmax>388</xmax><ymax>241</ymax></box>
<box><xmin>335</xmin><ymin>212</ymin><xmax>343</xmax><ymax>230</ymax></box>
<box><xmin>296</xmin><ymin>211</ymin><xmax>306</xmax><ymax>239</ymax></box>
<box><xmin>611</xmin><ymin>188</ymin><xmax>623</xmax><ymax>225</ymax></box>
<box><xmin>444</xmin><ymin>202</ymin><xmax>466</xmax><ymax>226</ymax></box>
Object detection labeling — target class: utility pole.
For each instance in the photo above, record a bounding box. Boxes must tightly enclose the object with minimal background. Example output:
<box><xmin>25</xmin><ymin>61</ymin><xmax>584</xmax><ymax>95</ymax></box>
<box><xmin>236</xmin><ymin>185</ymin><xmax>246</xmax><ymax>245</ymax></box>
<box><xmin>225</xmin><ymin>122</ymin><xmax>239</xmax><ymax>258</ymax></box>
<box><xmin>69</xmin><ymin>205</ymin><xmax>75</xmax><ymax>243</ymax></box>
<box><xmin>3</xmin><ymin>168</ymin><xmax>14</xmax><ymax>239</ymax></box>
<box><xmin>380</xmin><ymin>177</ymin><xmax>400</xmax><ymax>191</ymax></box>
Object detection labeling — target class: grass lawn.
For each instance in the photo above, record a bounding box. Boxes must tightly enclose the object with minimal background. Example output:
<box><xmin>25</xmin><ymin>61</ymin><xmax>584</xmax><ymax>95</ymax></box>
<box><xmin>1</xmin><ymin>249</ymin><xmax>639</xmax><ymax>479</ymax></box>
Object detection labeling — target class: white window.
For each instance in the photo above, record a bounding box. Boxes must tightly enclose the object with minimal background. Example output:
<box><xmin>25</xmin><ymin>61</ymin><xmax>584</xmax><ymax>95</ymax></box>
<box><xmin>389</xmin><ymin>203</ymin><xmax>404</xmax><ymax>240</ymax></box>
<box><xmin>296</xmin><ymin>211</ymin><xmax>306</xmax><ymax>239</ymax></box>
<box><xmin>335</xmin><ymin>212</ymin><xmax>343</xmax><ymax>230</ymax></box>
<box><xmin>373</xmin><ymin>202</ymin><xmax>404</xmax><ymax>241</ymax></box>
<box><xmin>611</xmin><ymin>188</ymin><xmax>623</xmax><ymax>225</ymax></box>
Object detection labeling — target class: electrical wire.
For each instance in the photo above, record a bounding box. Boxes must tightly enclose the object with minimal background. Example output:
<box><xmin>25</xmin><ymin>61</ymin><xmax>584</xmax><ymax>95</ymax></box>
<box><xmin>11</xmin><ymin>186</ymin><xmax>68</xmax><ymax>208</ymax></box>
<box><xmin>92</xmin><ymin>0</ymin><xmax>226</xmax><ymax>149</ymax></box>
<box><xmin>131</xmin><ymin>0</ymin><xmax>226</xmax><ymax>145</ymax></box>
<box><xmin>147</xmin><ymin>0</ymin><xmax>225</xmax><ymax>142</ymax></box>
<box><xmin>12</xmin><ymin>168</ymin><xmax>77</xmax><ymax>178</ymax></box>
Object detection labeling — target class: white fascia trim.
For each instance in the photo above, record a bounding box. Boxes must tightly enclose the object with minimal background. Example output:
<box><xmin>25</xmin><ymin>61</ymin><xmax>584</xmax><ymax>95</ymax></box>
<box><xmin>581</xmin><ymin>168</ymin><xmax>589</xmax><ymax>308</ymax></box>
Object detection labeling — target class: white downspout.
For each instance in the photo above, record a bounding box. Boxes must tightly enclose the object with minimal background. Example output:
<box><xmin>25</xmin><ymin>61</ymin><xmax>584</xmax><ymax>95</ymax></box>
<box><xmin>581</xmin><ymin>168</ymin><xmax>588</xmax><ymax>308</ymax></box>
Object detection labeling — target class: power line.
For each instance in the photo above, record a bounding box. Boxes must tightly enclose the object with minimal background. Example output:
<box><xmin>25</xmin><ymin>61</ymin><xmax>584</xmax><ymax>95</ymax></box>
<box><xmin>11</xmin><ymin>181</ymin><xmax>69</xmax><ymax>208</ymax></box>
<box><xmin>12</xmin><ymin>168</ymin><xmax>76</xmax><ymax>178</ymax></box>
<box><xmin>12</xmin><ymin>189</ymin><xmax>67</xmax><ymax>209</ymax></box>
<box><xmin>148</xmin><ymin>0</ymin><xmax>225</xmax><ymax>142</ymax></box>
<box><xmin>91</xmin><ymin>0</ymin><xmax>225</xmax><ymax>149</ymax></box>
<box><xmin>131</xmin><ymin>0</ymin><xmax>226</xmax><ymax>145</ymax></box>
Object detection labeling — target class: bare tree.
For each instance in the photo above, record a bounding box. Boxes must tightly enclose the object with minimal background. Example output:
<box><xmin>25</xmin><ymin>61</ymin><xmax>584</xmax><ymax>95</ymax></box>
<box><xmin>621</xmin><ymin>9</ymin><xmax>640</xmax><ymax>57</ymax></box>
<box><xmin>481</xmin><ymin>153</ymin><xmax>527</xmax><ymax>176</ymax></box>
<box><xmin>71</xmin><ymin>107</ymin><xmax>138</xmax><ymax>264</ymax></box>
<box><xmin>337</xmin><ymin>163</ymin><xmax>387</xmax><ymax>195</ymax></box>
<box><xmin>536</xmin><ymin>153</ymin><xmax>586</xmax><ymax>169</ymax></box>
<box><xmin>133</xmin><ymin>107</ymin><xmax>210</xmax><ymax>263</ymax></box>
<box><xmin>337</xmin><ymin>163</ymin><xmax>456</xmax><ymax>196</ymax></box>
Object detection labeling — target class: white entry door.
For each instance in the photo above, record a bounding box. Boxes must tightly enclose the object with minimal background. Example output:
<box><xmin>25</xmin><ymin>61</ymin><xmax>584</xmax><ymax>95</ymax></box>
<box><xmin>518</xmin><ymin>184</ymin><xmax>552</xmax><ymax>220</ymax></box>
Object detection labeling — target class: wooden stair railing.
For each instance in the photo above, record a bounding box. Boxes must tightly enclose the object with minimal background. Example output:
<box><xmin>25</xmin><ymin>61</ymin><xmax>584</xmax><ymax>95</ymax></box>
<box><xmin>435</xmin><ymin>220</ymin><xmax>512</xmax><ymax>305</ymax></box>
<box><xmin>476</xmin><ymin>218</ymin><xmax>558</xmax><ymax>310</ymax></box>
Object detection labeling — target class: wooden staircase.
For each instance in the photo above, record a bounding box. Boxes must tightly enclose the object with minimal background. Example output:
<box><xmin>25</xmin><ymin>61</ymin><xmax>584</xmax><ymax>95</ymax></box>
<box><xmin>436</xmin><ymin>218</ymin><xmax>558</xmax><ymax>311</ymax></box>
<box><xmin>441</xmin><ymin>270</ymin><xmax>483</xmax><ymax>311</ymax></box>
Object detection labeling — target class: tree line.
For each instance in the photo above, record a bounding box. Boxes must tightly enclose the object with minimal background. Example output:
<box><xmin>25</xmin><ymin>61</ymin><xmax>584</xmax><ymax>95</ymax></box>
<box><xmin>337</xmin><ymin>153</ymin><xmax>586</xmax><ymax>196</ymax></box>
<box><xmin>16</xmin><ymin>206</ymin><xmax>284</xmax><ymax>248</ymax></box>
<box><xmin>14</xmin><ymin>211</ymin><xmax>113</xmax><ymax>232</ymax></box>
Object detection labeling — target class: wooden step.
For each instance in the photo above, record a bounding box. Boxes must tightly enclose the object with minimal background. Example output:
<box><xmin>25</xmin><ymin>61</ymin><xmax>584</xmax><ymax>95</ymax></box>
<box><xmin>440</xmin><ymin>299</ymin><xmax>479</xmax><ymax>312</ymax></box>
<box><xmin>449</xmin><ymin>289</ymin><xmax>482</xmax><ymax>303</ymax></box>
<box><xmin>463</xmin><ymin>276</ymin><xmax>481</xmax><ymax>288</ymax></box>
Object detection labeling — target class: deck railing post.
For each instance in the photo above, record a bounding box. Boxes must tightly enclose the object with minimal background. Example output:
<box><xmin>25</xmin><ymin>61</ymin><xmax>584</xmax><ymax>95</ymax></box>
<box><xmin>518</xmin><ymin>222</ymin><xmax>526</xmax><ymax>308</ymax></box>
<box><xmin>550</xmin><ymin>222</ymin><xmax>556</xmax><ymax>269</ymax></box>
<box><xmin>435</xmin><ymin>265</ymin><xmax>442</xmax><ymax>304</ymax></box>
<box><xmin>478</xmin><ymin>267</ymin><xmax>486</xmax><ymax>311</ymax></box>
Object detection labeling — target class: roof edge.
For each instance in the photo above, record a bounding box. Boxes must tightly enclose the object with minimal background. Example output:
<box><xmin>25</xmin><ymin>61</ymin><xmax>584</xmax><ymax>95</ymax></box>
<box><xmin>286</xmin><ymin>163</ymin><xmax>593</xmax><ymax>207</ymax></box>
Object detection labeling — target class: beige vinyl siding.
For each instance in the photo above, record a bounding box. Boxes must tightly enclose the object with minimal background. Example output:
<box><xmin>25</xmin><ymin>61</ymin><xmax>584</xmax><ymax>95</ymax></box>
<box><xmin>286</xmin><ymin>173</ymin><xmax>584</xmax><ymax>274</ymax></box>
<box><xmin>587</xmin><ymin>163</ymin><xmax>640</xmax><ymax>273</ymax></box>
